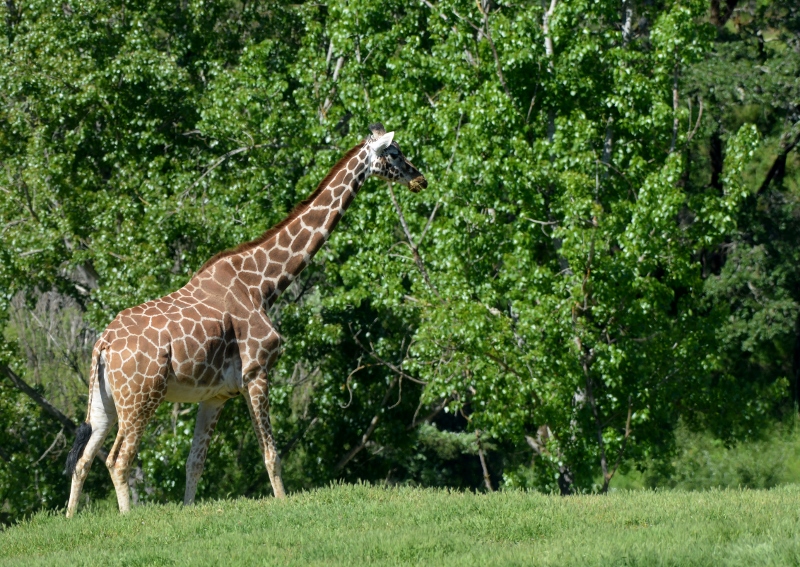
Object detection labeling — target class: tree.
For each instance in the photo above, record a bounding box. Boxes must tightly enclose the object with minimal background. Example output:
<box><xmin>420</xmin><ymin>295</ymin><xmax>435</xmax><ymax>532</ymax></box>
<box><xmin>688</xmin><ymin>0</ymin><xmax>800</xmax><ymax>440</ymax></box>
<box><xmin>1</xmin><ymin>0</ymin><xmax>797</xmax><ymax>523</ymax></box>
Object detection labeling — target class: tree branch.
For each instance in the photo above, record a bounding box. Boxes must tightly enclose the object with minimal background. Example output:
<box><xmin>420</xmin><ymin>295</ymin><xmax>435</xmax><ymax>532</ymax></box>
<box><xmin>418</xmin><ymin>202</ymin><xmax>440</xmax><ymax>247</ymax></box>
<box><xmin>335</xmin><ymin>416</ymin><xmax>379</xmax><ymax>471</ymax></box>
<box><xmin>321</xmin><ymin>56</ymin><xmax>345</xmax><ymax>120</ymax></box>
<box><xmin>710</xmin><ymin>0</ymin><xmax>740</xmax><ymax>28</ymax></box>
<box><xmin>584</xmin><ymin>369</ymin><xmax>611</xmax><ymax>491</ymax></box>
<box><xmin>335</xmin><ymin>377</ymin><xmax>398</xmax><ymax>471</ymax></box>
<box><xmin>480</xmin><ymin>8</ymin><xmax>510</xmax><ymax>99</ymax></box>
<box><xmin>0</xmin><ymin>363</ymin><xmax>109</xmax><ymax>463</ymax></box>
<box><xmin>0</xmin><ymin>363</ymin><xmax>77</xmax><ymax>434</ymax></box>
<box><xmin>686</xmin><ymin>97</ymin><xmax>703</xmax><ymax>143</ymax></box>
<box><xmin>757</xmin><ymin>128</ymin><xmax>800</xmax><ymax>195</ymax></box>
<box><xmin>27</xmin><ymin>309</ymin><xmax>89</xmax><ymax>387</ymax></box>
<box><xmin>525</xmin><ymin>425</ymin><xmax>574</xmax><ymax>495</ymax></box>
<box><xmin>670</xmin><ymin>63</ymin><xmax>679</xmax><ymax>153</ymax></box>
<box><xmin>543</xmin><ymin>0</ymin><xmax>557</xmax><ymax>62</ymax></box>
<box><xmin>33</xmin><ymin>428</ymin><xmax>65</xmax><ymax>465</ymax></box>
<box><xmin>621</xmin><ymin>0</ymin><xmax>633</xmax><ymax>44</ymax></box>
<box><xmin>388</xmin><ymin>183</ymin><xmax>439</xmax><ymax>296</ymax></box>
<box><xmin>604</xmin><ymin>396</ymin><xmax>633</xmax><ymax>490</ymax></box>
<box><xmin>409</xmin><ymin>396</ymin><xmax>449</xmax><ymax>430</ymax></box>
<box><xmin>279</xmin><ymin>417</ymin><xmax>319</xmax><ymax>460</ymax></box>
<box><xmin>476</xmin><ymin>429</ymin><xmax>494</xmax><ymax>492</ymax></box>
<box><xmin>340</xmin><ymin>362</ymin><xmax>373</xmax><ymax>409</ymax></box>
<box><xmin>543</xmin><ymin>0</ymin><xmax>558</xmax><ymax>143</ymax></box>
<box><xmin>419</xmin><ymin>0</ymin><xmax>449</xmax><ymax>22</ymax></box>
<box><xmin>484</xmin><ymin>351</ymin><xmax>542</xmax><ymax>405</ymax></box>
<box><xmin>180</xmin><ymin>143</ymin><xmax>278</xmax><ymax>201</ymax></box>
<box><xmin>352</xmin><ymin>332</ymin><xmax>428</xmax><ymax>385</ymax></box>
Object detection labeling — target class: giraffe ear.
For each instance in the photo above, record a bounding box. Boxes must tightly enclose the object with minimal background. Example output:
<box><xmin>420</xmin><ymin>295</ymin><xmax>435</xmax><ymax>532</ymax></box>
<box><xmin>371</xmin><ymin>131</ymin><xmax>395</xmax><ymax>153</ymax></box>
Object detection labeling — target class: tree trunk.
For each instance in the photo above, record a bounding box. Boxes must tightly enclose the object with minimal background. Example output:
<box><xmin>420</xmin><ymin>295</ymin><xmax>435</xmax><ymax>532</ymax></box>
<box><xmin>709</xmin><ymin>129</ymin><xmax>723</xmax><ymax>191</ymax></box>
<box><xmin>557</xmin><ymin>465</ymin><xmax>574</xmax><ymax>495</ymax></box>
<box><xmin>793</xmin><ymin>313</ymin><xmax>800</xmax><ymax>411</ymax></box>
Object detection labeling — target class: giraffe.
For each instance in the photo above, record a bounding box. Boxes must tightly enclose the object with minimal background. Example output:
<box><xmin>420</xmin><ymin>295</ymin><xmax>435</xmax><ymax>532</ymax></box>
<box><xmin>64</xmin><ymin>123</ymin><xmax>426</xmax><ymax>517</ymax></box>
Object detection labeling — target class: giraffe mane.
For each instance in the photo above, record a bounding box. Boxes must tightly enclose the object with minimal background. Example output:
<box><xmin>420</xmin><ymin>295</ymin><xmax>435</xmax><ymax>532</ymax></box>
<box><xmin>197</xmin><ymin>139</ymin><xmax>367</xmax><ymax>274</ymax></box>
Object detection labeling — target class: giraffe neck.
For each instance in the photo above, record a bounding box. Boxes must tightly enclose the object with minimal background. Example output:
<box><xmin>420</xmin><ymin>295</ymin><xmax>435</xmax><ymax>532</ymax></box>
<box><xmin>206</xmin><ymin>142</ymin><xmax>372</xmax><ymax>307</ymax></box>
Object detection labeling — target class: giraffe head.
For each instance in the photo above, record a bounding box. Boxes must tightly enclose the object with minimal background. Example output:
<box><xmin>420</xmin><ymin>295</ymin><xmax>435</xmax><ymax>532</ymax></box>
<box><xmin>367</xmin><ymin>123</ymin><xmax>428</xmax><ymax>193</ymax></box>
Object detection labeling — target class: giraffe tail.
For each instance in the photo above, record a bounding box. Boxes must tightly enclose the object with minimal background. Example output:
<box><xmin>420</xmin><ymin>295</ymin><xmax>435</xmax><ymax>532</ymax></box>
<box><xmin>65</xmin><ymin>422</ymin><xmax>92</xmax><ymax>477</ymax></box>
<box><xmin>65</xmin><ymin>344</ymin><xmax>102</xmax><ymax>476</ymax></box>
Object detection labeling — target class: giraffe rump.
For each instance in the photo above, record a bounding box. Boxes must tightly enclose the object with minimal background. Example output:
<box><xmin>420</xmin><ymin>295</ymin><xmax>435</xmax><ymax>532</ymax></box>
<box><xmin>65</xmin><ymin>422</ymin><xmax>92</xmax><ymax>477</ymax></box>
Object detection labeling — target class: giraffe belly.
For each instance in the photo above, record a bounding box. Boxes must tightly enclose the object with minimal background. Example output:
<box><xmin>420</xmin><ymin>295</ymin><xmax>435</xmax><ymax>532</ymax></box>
<box><xmin>163</xmin><ymin>382</ymin><xmax>231</xmax><ymax>403</ymax></box>
<box><xmin>164</xmin><ymin>354</ymin><xmax>243</xmax><ymax>403</ymax></box>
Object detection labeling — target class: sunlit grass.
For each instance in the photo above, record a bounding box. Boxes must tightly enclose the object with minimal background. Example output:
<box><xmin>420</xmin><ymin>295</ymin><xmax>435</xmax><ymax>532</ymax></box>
<box><xmin>2</xmin><ymin>484</ymin><xmax>799</xmax><ymax>566</ymax></box>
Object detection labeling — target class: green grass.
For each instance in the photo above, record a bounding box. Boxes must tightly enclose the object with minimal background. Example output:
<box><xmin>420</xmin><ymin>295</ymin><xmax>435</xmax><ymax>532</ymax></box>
<box><xmin>2</xmin><ymin>485</ymin><xmax>800</xmax><ymax>566</ymax></box>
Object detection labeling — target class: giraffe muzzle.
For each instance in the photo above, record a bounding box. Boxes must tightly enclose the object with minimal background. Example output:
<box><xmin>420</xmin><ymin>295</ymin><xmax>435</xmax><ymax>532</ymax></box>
<box><xmin>409</xmin><ymin>176</ymin><xmax>427</xmax><ymax>193</ymax></box>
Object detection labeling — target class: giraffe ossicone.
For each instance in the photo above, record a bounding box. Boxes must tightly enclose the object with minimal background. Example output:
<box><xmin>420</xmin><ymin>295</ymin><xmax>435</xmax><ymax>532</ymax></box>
<box><xmin>65</xmin><ymin>123</ymin><xmax>426</xmax><ymax>517</ymax></box>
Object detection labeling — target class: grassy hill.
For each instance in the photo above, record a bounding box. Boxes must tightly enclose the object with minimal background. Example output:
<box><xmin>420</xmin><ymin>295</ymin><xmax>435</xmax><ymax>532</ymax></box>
<box><xmin>1</xmin><ymin>484</ymin><xmax>799</xmax><ymax>566</ymax></box>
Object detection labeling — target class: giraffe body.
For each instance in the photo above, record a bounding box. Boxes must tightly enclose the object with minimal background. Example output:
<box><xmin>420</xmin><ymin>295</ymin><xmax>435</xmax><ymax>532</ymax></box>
<box><xmin>65</xmin><ymin>124</ymin><xmax>426</xmax><ymax>516</ymax></box>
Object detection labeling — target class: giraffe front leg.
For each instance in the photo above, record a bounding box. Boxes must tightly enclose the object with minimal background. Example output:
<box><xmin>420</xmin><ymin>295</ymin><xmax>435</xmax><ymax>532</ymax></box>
<box><xmin>236</xmin><ymin>316</ymin><xmax>286</xmax><ymax>499</ymax></box>
<box><xmin>244</xmin><ymin>374</ymin><xmax>286</xmax><ymax>499</ymax></box>
<box><xmin>184</xmin><ymin>398</ymin><xmax>226</xmax><ymax>505</ymax></box>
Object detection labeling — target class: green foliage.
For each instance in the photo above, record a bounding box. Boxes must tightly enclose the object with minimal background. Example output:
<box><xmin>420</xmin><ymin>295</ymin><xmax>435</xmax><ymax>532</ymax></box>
<box><xmin>1</xmin><ymin>0</ymin><xmax>799</xmax><ymax>524</ymax></box>
<box><xmin>2</xmin><ymin>485</ymin><xmax>800</xmax><ymax>566</ymax></box>
<box><xmin>0</xmin><ymin>379</ymin><xmax>107</xmax><ymax>525</ymax></box>
<box><xmin>683</xmin><ymin>0</ymin><xmax>800</xmax><ymax>438</ymax></box>
<box><xmin>611</xmin><ymin>419</ymin><xmax>800</xmax><ymax>491</ymax></box>
<box><xmin>646</xmin><ymin>423</ymin><xmax>800</xmax><ymax>490</ymax></box>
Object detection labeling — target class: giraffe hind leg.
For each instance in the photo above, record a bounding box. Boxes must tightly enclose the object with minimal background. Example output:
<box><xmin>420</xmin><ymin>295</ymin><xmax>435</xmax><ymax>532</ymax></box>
<box><xmin>105</xmin><ymin>377</ymin><xmax>167</xmax><ymax>514</ymax></box>
<box><xmin>66</xmin><ymin>353</ymin><xmax>117</xmax><ymax>518</ymax></box>
<box><xmin>184</xmin><ymin>398</ymin><xmax>226</xmax><ymax>505</ymax></box>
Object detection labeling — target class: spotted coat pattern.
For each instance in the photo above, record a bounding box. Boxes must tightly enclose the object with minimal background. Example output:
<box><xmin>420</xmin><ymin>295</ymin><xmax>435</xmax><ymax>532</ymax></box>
<box><xmin>66</xmin><ymin>124</ymin><xmax>426</xmax><ymax>516</ymax></box>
